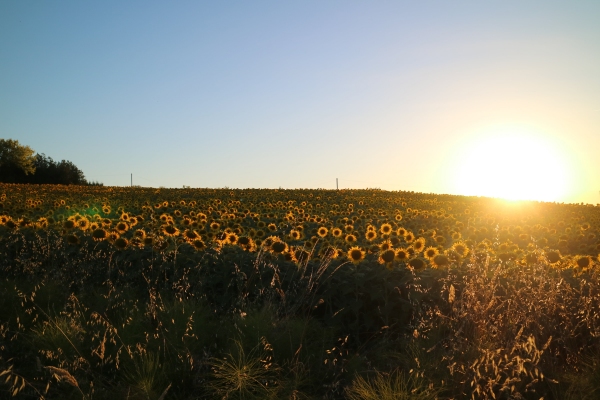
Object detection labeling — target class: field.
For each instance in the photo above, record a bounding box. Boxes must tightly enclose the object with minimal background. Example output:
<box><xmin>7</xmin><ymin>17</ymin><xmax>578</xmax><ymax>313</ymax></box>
<box><xmin>1</xmin><ymin>183</ymin><xmax>600</xmax><ymax>399</ymax></box>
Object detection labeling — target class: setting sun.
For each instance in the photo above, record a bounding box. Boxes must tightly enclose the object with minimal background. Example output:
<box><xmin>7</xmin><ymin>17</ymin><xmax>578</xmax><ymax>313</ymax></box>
<box><xmin>450</xmin><ymin>128</ymin><xmax>575</xmax><ymax>202</ymax></box>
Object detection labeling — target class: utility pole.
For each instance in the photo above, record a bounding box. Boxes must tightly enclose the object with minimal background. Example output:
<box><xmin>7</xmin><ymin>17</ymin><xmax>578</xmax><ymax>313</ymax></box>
<box><xmin>131</xmin><ymin>173</ymin><xmax>132</xmax><ymax>187</ymax></box>
<box><xmin>336</xmin><ymin>178</ymin><xmax>338</xmax><ymax>190</ymax></box>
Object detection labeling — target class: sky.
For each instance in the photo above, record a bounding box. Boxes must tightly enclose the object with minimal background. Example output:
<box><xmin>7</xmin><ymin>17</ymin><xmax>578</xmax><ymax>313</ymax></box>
<box><xmin>1</xmin><ymin>1</ymin><xmax>599</xmax><ymax>204</ymax></box>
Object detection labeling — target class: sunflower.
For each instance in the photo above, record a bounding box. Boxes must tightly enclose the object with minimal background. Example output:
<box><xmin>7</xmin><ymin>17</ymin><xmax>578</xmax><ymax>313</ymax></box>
<box><xmin>423</xmin><ymin>246</ymin><xmax>439</xmax><ymax>261</ymax></box>
<box><xmin>162</xmin><ymin>224</ymin><xmax>180</xmax><ymax>237</ymax></box>
<box><xmin>546</xmin><ymin>250</ymin><xmax>562</xmax><ymax>264</ymax></box>
<box><xmin>380</xmin><ymin>223</ymin><xmax>393</xmax><ymax>235</ymax></box>
<box><xmin>365</xmin><ymin>230</ymin><xmax>377</xmax><ymax>242</ymax></box>
<box><xmin>113</xmin><ymin>237</ymin><xmax>129</xmax><ymax>250</ymax></box>
<box><xmin>378</xmin><ymin>249</ymin><xmax>396</xmax><ymax>264</ymax></box>
<box><xmin>331</xmin><ymin>227</ymin><xmax>343</xmax><ymax>238</ymax></box>
<box><xmin>214</xmin><ymin>231</ymin><xmax>228</xmax><ymax>242</ymax></box>
<box><xmin>107</xmin><ymin>230</ymin><xmax>120</xmax><ymax>243</ymax></box>
<box><xmin>182</xmin><ymin>229</ymin><xmax>199</xmax><ymax>242</ymax></box>
<box><xmin>77</xmin><ymin>218</ymin><xmax>90</xmax><ymax>231</ymax></box>
<box><xmin>270</xmin><ymin>240</ymin><xmax>288</xmax><ymax>254</ymax></box>
<box><xmin>191</xmin><ymin>239</ymin><xmax>206</xmax><ymax>251</ymax></box>
<box><xmin>345</xmin><ymin>234</ymin><xmax>357</xmax><ymax>245</ymax></box>
<box><xmin>411</xmin><ymin>238</ymin><xmax>425</xmax><ymax>253</ymax></box>
<box><xmin>289</xmin><ymin>229</ymin><xmax>302</xmax><ymax>241</ymax></box>
<box><xmin>210</xmin><ymin>222</ymin><xmax>220</xmax><ymax>231</ymax></box>
<box><xmin>404</xmin><ymin>232</ymin><xmax>415</xmax><ymax>243</ymax></box>
<box><xmin>379</xmin><ymin>240</ymin><xmax>393</xmax><ymax>252</ymax></box>
<box><xmin>452</xmin><ymin>241</ymin><xmax>469</xmax><ymax>258</ymax></box>
<box><xmin>115</xmin><ymin>221</ymin><xmax>129</xmax><ymax>234</ymax></box>
<box><xmin>237</xmin><ymin>236</ymin><xmax>256</xmax><ymax>252</ymax></box>
<box><xmin>92</xmin><ymin>228</ymin><xmax>109</xmax><ymax>241</ymax></box>
<box><xmin>431</xmin><ymin>254</ymin><xmax>450</xmax><ymax>269</ymax></box>
<box><xmin>317</xmin><ymin>226</ymin><xmax>328</xmax><ymax>238</ymax></box>
<box><xmin>227</xmin><ymin>232</ymin><xmax>239</xmax><ymax>245</ymax></box>
<box><xmin>575</xmin><ymin>255</ymin><xmax>592</xmax><ymax>270</ymax></box>
<box><xmin>395</xmin><ymin>248</ymin><xmax>410</xmax><ymax>262</ymax></box>
<box><xmin>347</xmin><ymin>246</ymin><xmax>366</xmax><ymax>264</ymax></box>
<box><xmin>408</xmin><ymin>257</ymin><xmax>427</xmax><ymax>271</ymax></box>
<box><xmin>294</xmin><ymin>248</ymin><xmax>311</xmax><ymax>264</ymax></box>
<box><xmin>63</xmin><ymin>220</ymin><xmax>76</xmax><ymax>230</ymax></box>
<box><xmin>397</xmin><ymin>227</ymin><xmax>407</xmax><ymax>237</ymax></box>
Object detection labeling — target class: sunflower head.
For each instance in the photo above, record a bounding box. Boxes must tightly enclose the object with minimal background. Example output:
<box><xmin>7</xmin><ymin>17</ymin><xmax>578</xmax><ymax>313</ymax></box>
<box><xmin>379</xmin><ymin>240</ymin><xmax>393</xmax><ymax>252</ymax></box>
<box><xmin>575</xmin><ymin>255</ymin><xmax>592</xmax><ymax>270</ymax></box>
<box><xmin>431</xmin><ymin>254</ymin><xmax>450</xmax><ymax>269</ymax></box>
<box><xmin>452</xmin><ymin>241</ymin><xmax>469</xmax><ymax>258</ymax></box>
<box><xmin>162</xmin><ymin>225</ymin><xmax>180</xmax><ymax>237</ymax></box>
<box><xmin>289</xmin><ymin>229</ymin><xmax>302</xmax><ymax>241</ymax></box>
<box><xmin>380</xmin><ymin>223</ymin><xmax>393</xmax><ymax>235</ymax></box>
<box><xmin>408</xmin><ymin>257</ymin><xmax>427</xmax><ymax>271</ymax></box>
<box><xmin>294</xmin><ymin>248</ymin><xmax>311</xmax><ymax>264</ymax></box>
<box><xmin>395</xmin><ymin>248</ymin><xmax>410</xmax><ymax>262</ymax></box>
<box><xmin>379</xmin><ymin>249</ymin><xmax>396</xmax><ymax>264</ymax></box>
<box><xmin>92</xmin><ymin>228</ymin><xmax>108</xmax><ymax>241</ymax></box>
<box><xmin>317</xmin><ymin>226</ymin><xmax>328</xmax><ymax>238</ymax></box>
<box><xmin>423</xmin><ymin>246</ymin><xmax>439</xmax><ymax>261</ymax></box>
<box><xmin>345</xmin><ymin>234</ymin><xmax>357</xmax><ymax>245</ymax></box>
<box><xmin>365</xmin><ymin>230</ymin><xmax>377</xmax><ymax>241</ymax></box>
<box><xmin>191</xmin><ymin>239</ymin><xmax>206</xmax><ymax>251</ymax></box>
<box><xmin>115</xmin><ymin>221</ymin><xmax>129</xmax><ymax>234</ymax></box>
<box><xmin>347</xmin><ymin>246</ymin><xmax>366</xmax><ymax>265</ymax></box>
<box><xmin>63</xmin><ymin>220</ymin><xmax>76</xmax><ymax>230</ymax></box>
<box><xmin>271</xmin><ymin>240</ymin><xmax>288</xmax><ymax>254</ymax></box>
<box><xmin>114</xmin><ymin>237</ymin><xmax>129</xmax><ymax>250</ymax></box>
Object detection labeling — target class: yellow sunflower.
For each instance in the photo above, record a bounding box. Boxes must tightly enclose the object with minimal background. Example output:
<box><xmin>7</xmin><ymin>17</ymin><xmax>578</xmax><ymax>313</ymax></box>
<box><xmin>423</xmin><ymin>246</ymin><xmax>439</xmax><ymax>261</ymax></box>
<box><xmin>347</xmin><ymin>246</ymin><xmax>366</xmax><ymax>264</ymax></box>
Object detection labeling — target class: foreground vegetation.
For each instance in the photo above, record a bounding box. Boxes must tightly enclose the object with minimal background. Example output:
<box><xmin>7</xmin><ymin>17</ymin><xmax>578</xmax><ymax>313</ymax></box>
<box><xmin>1</xmin><ymin>184</ymin><xmax>600</xmax><ymax>399</ymax></box>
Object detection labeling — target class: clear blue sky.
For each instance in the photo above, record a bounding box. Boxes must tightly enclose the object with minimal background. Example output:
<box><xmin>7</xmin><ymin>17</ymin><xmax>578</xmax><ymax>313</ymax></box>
<box><xmin>2</xmin><ymin>1</ymin><xmax>599</xmax><ymax>203</ymax></box>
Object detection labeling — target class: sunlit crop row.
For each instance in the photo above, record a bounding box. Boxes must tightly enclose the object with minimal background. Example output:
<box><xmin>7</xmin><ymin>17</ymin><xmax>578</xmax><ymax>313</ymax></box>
<box><xmin>1</xmin><ymin>183</ymin><xmax>599</xmax><ymax>272</ymax></box>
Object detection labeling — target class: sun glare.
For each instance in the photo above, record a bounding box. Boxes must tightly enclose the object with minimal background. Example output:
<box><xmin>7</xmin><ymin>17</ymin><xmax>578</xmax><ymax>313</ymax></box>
<box><xmin>451</xmin><ymin>128</ymin><xmax>574</xmax><ymax>202</ymax></box>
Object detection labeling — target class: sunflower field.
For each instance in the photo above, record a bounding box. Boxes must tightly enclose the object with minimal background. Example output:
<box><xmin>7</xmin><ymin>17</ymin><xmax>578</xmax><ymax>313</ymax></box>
<box><xmin>1</xmin><ymin>183</ymin><xmax>600</xmax><ymax>399</ymax></box>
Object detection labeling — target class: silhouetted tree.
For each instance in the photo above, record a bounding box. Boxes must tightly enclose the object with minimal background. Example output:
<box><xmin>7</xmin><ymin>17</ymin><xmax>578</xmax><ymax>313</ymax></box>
<box><xmin>0</xmin><ymin>139</ymin><xmax>36</xmax><ymax>175</ymax></box>
<box><xmin>0</xmin><ymin>140</ymin><xmax>96</xmax><ymax>185</ymax></box>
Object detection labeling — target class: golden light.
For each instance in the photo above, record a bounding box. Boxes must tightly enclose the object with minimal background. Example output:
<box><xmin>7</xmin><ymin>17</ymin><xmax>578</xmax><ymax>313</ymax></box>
<box><xmin>450</xmin><ymin>127</ymin><xmax>575</xmax><ymax>202</ymax></box>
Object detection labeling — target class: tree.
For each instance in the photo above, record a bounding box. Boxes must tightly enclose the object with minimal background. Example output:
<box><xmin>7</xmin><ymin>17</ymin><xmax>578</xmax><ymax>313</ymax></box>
<box><xmin>0</xmin><ymin>139</ymin><xmax>97</xmax><ymax>185</ymax></box>
<box><xmin>0</xmin><ymin>139</ymin><xmax>36</xmax><ymax>175</ymax></box>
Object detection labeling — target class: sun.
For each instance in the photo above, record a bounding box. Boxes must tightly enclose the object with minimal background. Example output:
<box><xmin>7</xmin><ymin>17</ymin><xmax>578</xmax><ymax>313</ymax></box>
<box><xmin>450</xmin><ymin>127</ymin><xmax>575</xmax><ymax>202</ymax></box>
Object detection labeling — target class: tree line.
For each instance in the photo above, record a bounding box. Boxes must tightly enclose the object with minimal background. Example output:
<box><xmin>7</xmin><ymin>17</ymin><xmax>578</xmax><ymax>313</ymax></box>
<box><xmin>0</xmin><ymin>139</ymin><xmax>102</xmax><ymax>185</ymax></box>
